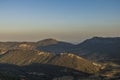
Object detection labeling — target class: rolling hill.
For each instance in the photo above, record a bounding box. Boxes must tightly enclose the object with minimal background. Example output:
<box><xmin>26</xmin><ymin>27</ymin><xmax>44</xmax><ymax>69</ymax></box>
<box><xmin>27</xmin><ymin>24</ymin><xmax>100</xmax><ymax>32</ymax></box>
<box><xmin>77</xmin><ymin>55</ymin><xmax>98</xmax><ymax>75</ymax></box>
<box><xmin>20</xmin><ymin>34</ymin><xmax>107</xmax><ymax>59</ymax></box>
<box><xmin>0</xmin><ymin>49</ymin><xmax>101</xmax><ymax>73</ymax></box>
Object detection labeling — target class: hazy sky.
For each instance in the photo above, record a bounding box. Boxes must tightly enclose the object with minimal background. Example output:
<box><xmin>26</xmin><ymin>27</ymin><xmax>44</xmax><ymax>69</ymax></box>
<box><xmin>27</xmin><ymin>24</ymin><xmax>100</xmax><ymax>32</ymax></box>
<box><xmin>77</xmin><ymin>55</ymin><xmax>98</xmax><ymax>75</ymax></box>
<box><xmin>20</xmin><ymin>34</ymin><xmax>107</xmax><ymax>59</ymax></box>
<box><xmin>0</xmin><ymin>0</ymin><xmax>120</xmax><ymax>43</ymax></box>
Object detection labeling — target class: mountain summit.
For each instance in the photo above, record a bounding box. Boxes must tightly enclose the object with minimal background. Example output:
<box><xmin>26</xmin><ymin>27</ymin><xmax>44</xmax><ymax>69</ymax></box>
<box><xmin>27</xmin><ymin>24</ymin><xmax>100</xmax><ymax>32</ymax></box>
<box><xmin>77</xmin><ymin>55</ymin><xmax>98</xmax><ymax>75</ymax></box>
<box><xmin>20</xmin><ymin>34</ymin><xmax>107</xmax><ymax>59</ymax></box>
<box><xmin>36</xmin><ymin>38</ymin><xmax>58</xmax><ymax>46</ymax></box>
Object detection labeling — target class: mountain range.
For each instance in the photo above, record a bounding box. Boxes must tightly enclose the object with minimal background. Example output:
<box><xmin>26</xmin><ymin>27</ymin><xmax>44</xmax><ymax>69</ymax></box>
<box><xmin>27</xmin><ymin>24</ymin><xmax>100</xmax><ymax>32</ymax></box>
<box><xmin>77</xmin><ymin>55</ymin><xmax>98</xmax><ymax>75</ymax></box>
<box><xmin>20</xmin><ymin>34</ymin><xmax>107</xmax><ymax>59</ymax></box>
<box><xmin>0</xmin><ymin>37</ymin><xmax>120</xmax><ymax>80</ymax></box>
<box><xmin>1</xmin><ymin>37</ymin><xmax>120</xmax><ymax>63</ymax></box>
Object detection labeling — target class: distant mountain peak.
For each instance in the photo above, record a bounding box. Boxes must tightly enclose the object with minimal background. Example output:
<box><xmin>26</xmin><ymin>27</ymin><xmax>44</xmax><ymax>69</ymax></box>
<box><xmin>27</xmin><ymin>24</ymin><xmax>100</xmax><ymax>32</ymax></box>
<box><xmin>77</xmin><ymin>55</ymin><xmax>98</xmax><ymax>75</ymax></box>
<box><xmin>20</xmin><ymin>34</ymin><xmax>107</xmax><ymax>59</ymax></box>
<box><xmin>92</xmin><ymin>36</ymin><xmax>103</xmax><ymax>39</ymax></box>
<box><xmin>37</xmin><ymin>38</ymin><xmax>58</xmax><ymax>43</ymax></box>
<box><xmin>36</xmin><ymin>38</ymin><xmax>58</xmax><ymax>46</ymax></box>
<box><xmin>91</xmin><ymin>36</ymin><xmax>120</xmax><ymax>40</ymax></box>
<box><xmin>40</xmin><ymin>38</ymin><xmax>58</xmax><ymax>42</ymax></box>
<box><xmin>82</xmin><ymin>37</ymin><xmax>120</xmax><ymax>44</ymax></box>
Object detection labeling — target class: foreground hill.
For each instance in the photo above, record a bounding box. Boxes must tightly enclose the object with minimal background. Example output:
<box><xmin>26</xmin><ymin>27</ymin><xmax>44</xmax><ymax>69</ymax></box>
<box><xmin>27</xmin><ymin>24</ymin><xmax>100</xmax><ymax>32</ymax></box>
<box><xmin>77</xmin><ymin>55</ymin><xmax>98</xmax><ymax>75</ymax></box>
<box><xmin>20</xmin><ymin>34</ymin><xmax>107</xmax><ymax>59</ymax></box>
<box><xmin>0</xmin><ymin>63</ymin><xmax>105</xmax><ymax>80</ymax></box>
<box><xmin>0</xmin><ymin>49</ymin><xmax>101</xmax><ymax>73</ymax></box>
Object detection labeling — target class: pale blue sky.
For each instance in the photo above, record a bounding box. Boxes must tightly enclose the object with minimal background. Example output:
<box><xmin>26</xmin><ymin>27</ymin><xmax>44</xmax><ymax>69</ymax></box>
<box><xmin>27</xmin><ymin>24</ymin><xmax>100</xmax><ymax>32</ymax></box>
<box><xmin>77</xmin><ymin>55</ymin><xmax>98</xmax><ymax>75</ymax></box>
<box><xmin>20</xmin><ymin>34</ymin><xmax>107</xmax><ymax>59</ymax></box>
<box><xmin>0</xmin><ymin>0</ymin><xmax>120</xmax><ymax>43</ymax></box>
